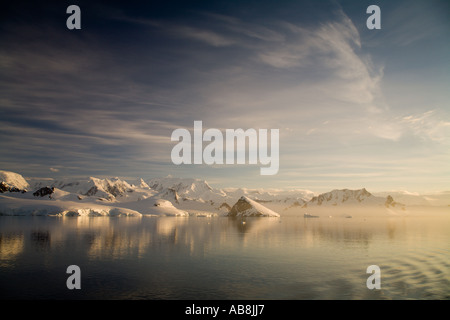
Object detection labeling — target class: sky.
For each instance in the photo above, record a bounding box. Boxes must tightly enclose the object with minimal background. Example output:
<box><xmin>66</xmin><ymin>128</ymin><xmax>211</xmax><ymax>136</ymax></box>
<box><xmin>1</xmin><ymin>0</ymin><xmax>449</xmax><ymax>193</ymax></box>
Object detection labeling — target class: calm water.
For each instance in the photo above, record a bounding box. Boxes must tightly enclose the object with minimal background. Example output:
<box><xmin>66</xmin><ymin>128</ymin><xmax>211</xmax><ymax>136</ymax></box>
<box><xmin>0</xmin><ymin>213</ymin><xmax>449</xmax><ymax>300</ymax></box>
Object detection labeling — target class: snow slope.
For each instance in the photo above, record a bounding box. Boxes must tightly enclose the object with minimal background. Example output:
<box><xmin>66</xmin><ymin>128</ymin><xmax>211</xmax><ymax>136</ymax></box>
<box><xmin>120</xmin><ymin>198</ymin><xmax>188</xmax><ymax>217</ymax></box>
<box><xmin>227</xmin><ymin>196</ymin><xmax>280</xmax><ymax>217</ymax></box>
<box><xmin>0</xmin><ymin>193</ymin><xmax>141</xmax><ymax>217</ymax></box>
<box><xmin>0</xmin><ymin>170</ymin><xmax>29</xmax><ymax>191</ymax></box>
<box><xmin>149</xmin><ymin>176</ymin><xmax>227</xmax><ymax>201</ymax></box>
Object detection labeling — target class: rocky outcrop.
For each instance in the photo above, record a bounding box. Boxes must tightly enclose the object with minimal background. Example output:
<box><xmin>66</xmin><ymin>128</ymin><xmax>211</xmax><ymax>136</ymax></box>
<box><xmin>227</xmin><ymin>196</ymin><xmax>280</xmax><ymax>217</ymax></box>
<box><xmin>219</xmin><ymin>202</ymin><xmax>232</xmax><ymax>211</ymax></box>
<box><xmin>161</xmin><ymin>187</ymin><xmax>180</xmax><ymax>204</ymax></box>
<box><xmin>0</xmin><ymin>171</ymin><xmax>29</xmax><ymax>193</ymax></box>
<box><xmin>385</xmin><ymin>195</ymin><xmax>404</xmax><ymax>208</ymax></box>
<box><xmin>0</xmin><ymin>181</ymin><xmax>26</xmax><ymax>193</ymax></box>
<box><xmin>33</xmin><ymin>187</ymin><xmax>55</xmax><ymax>198</ymax></box>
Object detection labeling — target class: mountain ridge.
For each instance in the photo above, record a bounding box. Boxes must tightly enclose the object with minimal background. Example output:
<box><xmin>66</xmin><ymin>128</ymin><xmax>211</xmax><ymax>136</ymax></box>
<box><xmin>302</xmin><ymin>188</ymin><xmax>402</xmax><ymax>208</ymax></box>
<box><xmin>1</xmin><ymin>170</ymin><xmax>448</xmax><ymax>217</ymax></box>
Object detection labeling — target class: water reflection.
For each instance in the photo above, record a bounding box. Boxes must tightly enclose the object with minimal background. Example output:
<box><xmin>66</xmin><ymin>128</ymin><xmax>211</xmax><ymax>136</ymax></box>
<box><xmin>0</xmin><ymin>214</ymin><xmax>449</xmax><ymax>299</ymax></box>
<box><xmin>0</xmin><ymin>233</ymin><xmax>24</xmax><ymax>265</ymax></box>
<box><xmin>31</xmin><ymin>230</ymin><xmax>51</xmax><ymax>250</ymax></box>
<box><xmin>0</xmin><ymin>216</ymin><xmax>445</xmax><ymax>261</ymax></box>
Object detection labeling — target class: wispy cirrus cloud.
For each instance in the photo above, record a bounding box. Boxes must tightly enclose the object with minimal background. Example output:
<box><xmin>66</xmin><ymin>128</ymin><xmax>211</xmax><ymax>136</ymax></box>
<box><xmin>1</xmin><ymin>0</ymin><xmax>448</xmax><ymax>192</ymax></box>
<box><xmin>173</xmin><ymin>25</ymin><xmax>236</xmax><ymax>47</ymax></box>
<box><xmin>401</xmin><ymin>110</ymin><xmax>450</xmax><ymax>143</ymax></box>
<box><xmin>199</xmin><ymin>12</ymin><xmax>286</xmax><ymax>43</ymax></box>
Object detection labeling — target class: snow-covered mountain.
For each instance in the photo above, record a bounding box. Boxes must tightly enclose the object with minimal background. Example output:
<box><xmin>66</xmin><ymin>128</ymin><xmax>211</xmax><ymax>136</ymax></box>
<box><xmin>222</xmin><ymin>187</ymin><xmax>311</xmax><ymax>211</ymax></box>
<box><xmin>228</xmin><ymin>196</ymin><xmax>280</xmax><ymax>217</ymax></box>
<box><xmin>302</xmin><ymin>188</ymin><xmax>403</xmax><ymax>208</ymax></box>
<box><xmin>1</xmin><ymin>172</ymin><xmax>172</xmax><ymax>216</ymax></box>
<box><xmin>147</xmin><ymin>176</ymin><xmax>231</xmax><ymax>214</ymax></box>
<box><xmin>0</xmin><ymin>170</ymin><xmax>29</xmax><ymax>192</ymax></box>
<box><xmin>0</xmin><ymin>170</ymin><xmax>446</xmax><ymax>217</ymax></box>
<box><xmin>147</xmin><ymin>176</ymin><xmax>314</xmax><ymax>214</ymax></box>
<box><xmin>31</xmin><ymin>176</ymin><xmax>157</xmax><ymax>202</ymax></box>
<box><xmin>148</xmin><ymin>176</ymin><xmax>227</xmax><ymax>201</ymax></box>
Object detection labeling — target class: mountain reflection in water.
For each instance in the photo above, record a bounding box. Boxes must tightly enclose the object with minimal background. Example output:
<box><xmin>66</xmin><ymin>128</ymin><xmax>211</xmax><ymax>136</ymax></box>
<box><xmin>0</xmin><ymin>213</ymin><xmax>449</xmax><ymax>300</ymax></box>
